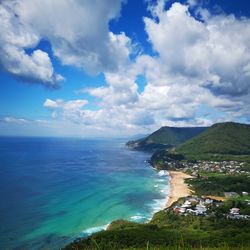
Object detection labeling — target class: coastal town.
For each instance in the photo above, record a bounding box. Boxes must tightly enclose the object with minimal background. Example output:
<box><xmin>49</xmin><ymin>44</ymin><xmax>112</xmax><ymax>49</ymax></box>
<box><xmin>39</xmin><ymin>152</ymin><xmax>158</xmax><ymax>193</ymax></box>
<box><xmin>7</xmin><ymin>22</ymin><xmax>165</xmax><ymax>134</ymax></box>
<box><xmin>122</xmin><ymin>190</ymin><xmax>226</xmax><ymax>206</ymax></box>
<box><xmin>169</xmin><ymin>195</ymin><xmax>250</xmax><ymax>221</ymax></box>
<box><xmin>165</xmin><ymin>164</ymin><xmax>250</xmax><ymax>224</ymax></box>
<box><xmin>163</xmin><ymin>160</ymin><xmax>250</xmax><ymax>177</ymax></box>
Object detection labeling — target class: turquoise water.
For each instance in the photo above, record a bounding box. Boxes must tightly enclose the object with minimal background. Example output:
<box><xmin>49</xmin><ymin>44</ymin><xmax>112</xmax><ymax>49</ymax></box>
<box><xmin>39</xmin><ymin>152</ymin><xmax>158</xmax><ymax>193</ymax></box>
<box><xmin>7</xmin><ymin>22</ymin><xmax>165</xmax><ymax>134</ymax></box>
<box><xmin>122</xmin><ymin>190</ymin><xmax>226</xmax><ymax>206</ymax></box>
<box><xmin>0</xmin><ymin>137</ymin><xmax>170</xmax><ymax>249</ymax></box>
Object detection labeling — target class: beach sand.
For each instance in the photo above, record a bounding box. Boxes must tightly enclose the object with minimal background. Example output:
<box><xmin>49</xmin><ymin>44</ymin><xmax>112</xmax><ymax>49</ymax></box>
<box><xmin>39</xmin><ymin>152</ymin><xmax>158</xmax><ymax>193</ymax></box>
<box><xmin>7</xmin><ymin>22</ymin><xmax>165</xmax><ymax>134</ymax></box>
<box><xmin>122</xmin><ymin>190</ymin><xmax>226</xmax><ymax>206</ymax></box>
<box><xmin>166</xmin><ymin>171</ymin><xmax>194</xmax><ymax>208</ymax></box>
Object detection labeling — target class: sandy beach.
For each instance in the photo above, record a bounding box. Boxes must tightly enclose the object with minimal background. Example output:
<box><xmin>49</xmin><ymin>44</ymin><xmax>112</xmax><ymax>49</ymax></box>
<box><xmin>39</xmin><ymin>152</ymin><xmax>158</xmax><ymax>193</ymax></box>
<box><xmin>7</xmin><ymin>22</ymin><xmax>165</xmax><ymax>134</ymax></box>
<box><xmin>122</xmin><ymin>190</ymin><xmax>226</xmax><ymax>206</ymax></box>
<box><xmin>166</xmin><ymin>171</ymin><xmax>194</xmax><ymax>208</ymax></box>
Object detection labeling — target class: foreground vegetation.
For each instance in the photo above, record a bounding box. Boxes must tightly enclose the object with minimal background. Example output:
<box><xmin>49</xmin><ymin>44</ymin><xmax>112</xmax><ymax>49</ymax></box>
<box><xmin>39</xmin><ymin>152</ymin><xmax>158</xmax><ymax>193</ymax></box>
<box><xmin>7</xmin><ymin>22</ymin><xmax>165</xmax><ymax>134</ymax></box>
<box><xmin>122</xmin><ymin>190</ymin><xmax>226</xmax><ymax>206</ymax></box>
<box><xmin>64</xmin><ymin>208</ymin><xmax>250</xmax><ymax>250</ymax></box>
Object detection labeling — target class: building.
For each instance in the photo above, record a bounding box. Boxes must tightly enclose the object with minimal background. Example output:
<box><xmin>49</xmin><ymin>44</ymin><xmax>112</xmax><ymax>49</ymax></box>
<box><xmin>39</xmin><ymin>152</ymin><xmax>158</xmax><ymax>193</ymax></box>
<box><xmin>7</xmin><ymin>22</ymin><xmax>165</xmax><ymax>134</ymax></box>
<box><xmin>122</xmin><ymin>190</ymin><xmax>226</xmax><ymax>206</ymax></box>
<box><xmin>230</xmin><ymin>208</ymin><xmax>240</xmax><ymax>215</ymax></box>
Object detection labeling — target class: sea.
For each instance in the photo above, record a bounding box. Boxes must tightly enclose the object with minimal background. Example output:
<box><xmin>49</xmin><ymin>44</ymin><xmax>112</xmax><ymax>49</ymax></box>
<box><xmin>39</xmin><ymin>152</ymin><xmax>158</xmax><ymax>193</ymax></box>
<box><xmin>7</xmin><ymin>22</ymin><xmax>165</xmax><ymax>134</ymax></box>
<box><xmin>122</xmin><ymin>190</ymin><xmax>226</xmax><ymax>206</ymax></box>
<box><xmin>0</xmin><ymin>137</ymin><xmax>170</xmax><ymax>249</ymax></box>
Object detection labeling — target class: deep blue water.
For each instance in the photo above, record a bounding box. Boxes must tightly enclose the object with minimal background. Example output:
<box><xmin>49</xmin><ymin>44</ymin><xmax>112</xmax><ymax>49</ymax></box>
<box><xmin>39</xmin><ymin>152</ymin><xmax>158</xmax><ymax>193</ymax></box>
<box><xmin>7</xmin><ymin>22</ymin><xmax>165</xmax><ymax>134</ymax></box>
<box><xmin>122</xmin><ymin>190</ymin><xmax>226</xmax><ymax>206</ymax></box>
<box><xmin>0</xmin><ymin>137</ymin><xmax>169</xmax><ymax>249</ymax></box>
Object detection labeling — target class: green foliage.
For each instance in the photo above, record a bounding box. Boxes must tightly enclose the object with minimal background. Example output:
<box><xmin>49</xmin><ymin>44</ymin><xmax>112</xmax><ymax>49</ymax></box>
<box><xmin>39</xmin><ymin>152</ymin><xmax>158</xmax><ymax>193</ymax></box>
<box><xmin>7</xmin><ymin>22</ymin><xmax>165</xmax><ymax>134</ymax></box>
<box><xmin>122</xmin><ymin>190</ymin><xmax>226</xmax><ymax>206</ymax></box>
<box><xmin>142</xmin><ymin>127</ymin><xmax>207</xmax><ymax>145</ymax></box>
<box><xmin>177</xmin><ymin>122</ymin><xmax>250</xmax><ymax>157</ymax></box>
<box><xmin>150</xmin><ymin>150</ymin><xmax>185</xmax><ymax>170</ymax></box>
<box><xmin>107</xmin><ymin>220</ymin><xmax>141</xmax><ymax>230</ymax></box>
<box><xmin>242</xmin><ymin>163</ymin><xmax>250</xmax><ymax>171</ymax></box>
<box><xmin>183</xmin><ymin>154</ymin><xmax>250</xmax><ymax>163</ymax></box>
<box><xmin>148</xmin><ymin>122</ymin><xmax>250</xmax><ymax>169</ymax></box>
<box><xmin>215</xmin><ymin>199</ymin><xmax>250</xmax><ymax>215</ymax></box>
<box><xmin>64</xmin><ymin>208</ymin><xmax>250</xmax><ymax>250</ymax></box>
<box><xmin>186</xmin><ymin>175</ymin><xmax>250</xmax><ymax>196</ymax></box>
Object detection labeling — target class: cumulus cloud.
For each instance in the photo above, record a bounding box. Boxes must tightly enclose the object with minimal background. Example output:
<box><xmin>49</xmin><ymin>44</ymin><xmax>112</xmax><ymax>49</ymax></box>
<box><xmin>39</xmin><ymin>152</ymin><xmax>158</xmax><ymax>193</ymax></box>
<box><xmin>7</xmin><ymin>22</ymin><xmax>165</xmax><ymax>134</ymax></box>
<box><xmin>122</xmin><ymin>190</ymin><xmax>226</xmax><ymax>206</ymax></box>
<box><xmin>43</xmin><ymin>98</ymin><xmax>88</xmax><ymax>122</ymax></box>
<box><xmin>4</xmin><ymin>0</ymin><xmax>250</xmax><ymax>136</ymax></box>
<box><xmin>44</xmin><ymin>98</ymin><xmax>88</xmax><ymax>110</ymax></box>
<box><xmin>0</xmin><ymin>2</ymin><xmax>63</xmax><ymax>86</ymax></box>
<box><xmin>85</xmin><ymin>69</ymin><xmax>139</xmax><ymax>106</ymax></box>
<box><xmin>145</xmin><ymin>2</ymin><xmax>250</xmax><ymax>98</ymax></box>
<box><xmin>0</xmin><ymin>0</ymin><xmax>130</xmax><ymax>85</ymax></box>
<box><xmin>73</xmin><ymin>0</ymin><xmax>250</xmax><ymax>132</ymax></box>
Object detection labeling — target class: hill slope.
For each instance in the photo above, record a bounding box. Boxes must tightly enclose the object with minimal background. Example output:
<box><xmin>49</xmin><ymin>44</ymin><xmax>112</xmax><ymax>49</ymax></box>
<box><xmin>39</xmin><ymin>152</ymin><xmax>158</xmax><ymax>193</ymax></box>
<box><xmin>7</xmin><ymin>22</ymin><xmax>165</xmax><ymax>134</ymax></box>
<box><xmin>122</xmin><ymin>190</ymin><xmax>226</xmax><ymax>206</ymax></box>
<box><xmin>126</xmin><ymin>126</ymin><xmax>207</xmax><ymax>151</ymax></box>
<box><xmin>176</xmin><ymin>122</ymin><xmax>250</xmax><ymax>156</ymax></box>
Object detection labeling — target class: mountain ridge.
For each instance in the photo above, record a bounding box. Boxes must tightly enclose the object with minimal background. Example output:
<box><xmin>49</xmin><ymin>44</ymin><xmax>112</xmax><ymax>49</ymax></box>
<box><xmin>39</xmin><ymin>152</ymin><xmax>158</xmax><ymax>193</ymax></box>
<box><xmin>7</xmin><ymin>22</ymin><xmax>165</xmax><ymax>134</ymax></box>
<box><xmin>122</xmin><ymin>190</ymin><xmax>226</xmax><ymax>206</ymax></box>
<box><xmin>176</xmin><ymin>122</ymin><xmax>250</xmax><ymax>156</ymax></box>
<box><xmin>126</xmin><ymin>126</ymin><xmax>207</xmax><ymax>151</ymax></box>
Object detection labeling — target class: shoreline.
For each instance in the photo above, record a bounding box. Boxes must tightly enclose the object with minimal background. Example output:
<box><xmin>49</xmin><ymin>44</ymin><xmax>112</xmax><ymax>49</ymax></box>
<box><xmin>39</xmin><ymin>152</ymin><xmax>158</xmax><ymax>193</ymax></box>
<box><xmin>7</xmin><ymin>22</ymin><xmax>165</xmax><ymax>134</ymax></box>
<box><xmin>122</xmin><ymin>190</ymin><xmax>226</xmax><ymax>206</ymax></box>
<box><xmin>165</xmin><ymin>171</ymin><xmax>194</xmax><ymax>208</ymax></box>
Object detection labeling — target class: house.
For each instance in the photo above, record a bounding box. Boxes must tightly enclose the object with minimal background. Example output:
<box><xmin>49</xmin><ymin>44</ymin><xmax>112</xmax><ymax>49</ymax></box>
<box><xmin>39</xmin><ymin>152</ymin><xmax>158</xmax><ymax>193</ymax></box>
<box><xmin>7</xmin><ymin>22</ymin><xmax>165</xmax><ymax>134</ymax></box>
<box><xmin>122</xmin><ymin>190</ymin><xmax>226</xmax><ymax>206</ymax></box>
<box><xmin>179</xmin><ymin>207</ymin><xmax>186</xmax><ymax>213</ymax></box>
<box><xmin>234</xmin><ymin>215</ymin><xmax>250</xmax><ymax>220</ymax></box>
<box><xmin>186</xmin><ymin>209</ymin><xmax>197</xmax><ymax>215</ymax></box>
<box><xmin>204</xmin><ymin>199</ymin><xmax>213</xmax><ymax>205</ymax></box>
<box><xmin>188</xmin><ymin>197</ymin><xmax>198</xmax><ymax>203</ymax></box>
<box><xmin>195</xmin><ymin>203</ymin><xmax>207</xmax><ymax>214</ymax></box>
<box><xmin>181</xmin><ymin>200</ymin><xmax>191</xmax><ymax>208</ymax></box>
<box><xmin>242</xmin><ymin>191</ymin><xmax>249</xmax><ymax>196</ymax></box>
<box><xmin>230</xmin><ymin>208</ymin><xmax>240</xmax><ymax>215</ymax></box>
<box><xmin>228</xmin><ymin>214</ymin><xmax>250</xmax><ymax>220</ymax></box>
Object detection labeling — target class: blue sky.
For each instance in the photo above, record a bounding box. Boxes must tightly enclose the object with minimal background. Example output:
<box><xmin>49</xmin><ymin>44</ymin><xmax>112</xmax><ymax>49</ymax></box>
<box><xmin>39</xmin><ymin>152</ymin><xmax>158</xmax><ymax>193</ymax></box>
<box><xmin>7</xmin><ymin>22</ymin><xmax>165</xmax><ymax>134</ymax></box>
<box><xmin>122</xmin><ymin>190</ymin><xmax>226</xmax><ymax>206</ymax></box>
<box><xmin>0</xmin><ymin>0</ymin><xmax>250</xmax><ymax>137</ymax></box>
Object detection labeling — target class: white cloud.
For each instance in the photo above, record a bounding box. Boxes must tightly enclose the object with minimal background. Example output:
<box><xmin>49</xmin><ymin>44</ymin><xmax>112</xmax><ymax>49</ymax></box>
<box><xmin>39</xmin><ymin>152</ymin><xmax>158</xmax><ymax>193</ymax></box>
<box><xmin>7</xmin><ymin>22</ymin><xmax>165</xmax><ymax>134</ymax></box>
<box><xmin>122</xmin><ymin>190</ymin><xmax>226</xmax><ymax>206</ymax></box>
<box><xmin>0</xmin><ymin>3</ymin><xmax>63</xmax><ymax>85</ymax></box>
<box><xmin>43</xmin><ymin>98</ymin><xmax>88</xmax><ymax>110</ymax></box>
<box><xmin>0</xmin><ymin>0</ymin><xmax>130</xmax><ymax>85</ymax></box>
<box><xmin>43</xmin><ymin>99</ymin><xmax>62</xmax><ymax>109</ymax></box>
<box><xmin>3</xmin><ymin>0</ymin><xmax>250</xmax><ymax>136</ymax></box>
<box><xmin>63</xmin><ymin>100</ymin><xmax>89</xmax><ymax>111</ymax></box>
<box><xmin>6</xmin><ymin>0</ymin><xmax>128</xmax><ymax>73</ymax></box>
<box><xmin>2</xmin><ymin>117</ymin><xmax>29</xmax><ymax>124</ymax></box>
<box><xmin>144</xmin><ymin>2</ymin><xmax>250</xmax><ymax>98</ymax></box>
<box><xmin>77</xmin><ymin>1</ymin><xmax>250</xmax><ymax>132</ymax></box>
<box><xmin>43</xmin><ymin>98</ymin><xmax>89</xmax><ymax>123</ymax></box>
<box><xmin>85</xmin><ymin>69</ymin><xmax>139</xmax><ymax>106</ymax></box>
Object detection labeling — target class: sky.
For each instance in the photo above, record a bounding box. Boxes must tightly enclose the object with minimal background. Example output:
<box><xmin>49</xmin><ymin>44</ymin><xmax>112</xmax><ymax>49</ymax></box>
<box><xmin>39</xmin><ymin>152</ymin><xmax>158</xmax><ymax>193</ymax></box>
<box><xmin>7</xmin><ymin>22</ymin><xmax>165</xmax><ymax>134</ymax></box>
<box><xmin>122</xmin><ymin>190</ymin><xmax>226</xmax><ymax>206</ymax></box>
<box><xmin>0</xmin><ymin>0</ymin><xmax>250</xmax><ymax>137</ymax></box>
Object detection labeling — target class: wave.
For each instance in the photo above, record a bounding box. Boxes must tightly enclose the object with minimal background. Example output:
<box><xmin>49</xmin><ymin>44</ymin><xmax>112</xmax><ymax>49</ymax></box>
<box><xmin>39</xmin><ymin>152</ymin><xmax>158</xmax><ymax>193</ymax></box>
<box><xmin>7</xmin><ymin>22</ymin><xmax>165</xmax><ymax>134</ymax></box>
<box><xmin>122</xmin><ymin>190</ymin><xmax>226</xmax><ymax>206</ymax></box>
<box><xmin>80</xmin><ymin>224</ymin><xmax>110</xmax><ymax>237</ymax></box>
<box><xmin>73</xmin><ymin>169</ymin><xmax>170</xmax><ymax>245</ymax></box>
<box><xmin>158</xmin><ymin>170</ymin><xmax>169</xmax><ymax>177</ymax></box>
<box><xmin>159</xmin><ymin>183</ymin><xmax>169</xmax><ymax>193</ymax></box>
<box><xmin>130</xmin><ymin>214</ymin><xmax>147</xmax><ymax>222</ymax></box>
<box><xmin>148</xmin><ymin>171</ymin><xmax>170</xmax><ymax>216</ymax></box>
<box><xmin>148</xmin><ymin>198</ymin><xmax>167</xmax><ymax>214</ymax></box>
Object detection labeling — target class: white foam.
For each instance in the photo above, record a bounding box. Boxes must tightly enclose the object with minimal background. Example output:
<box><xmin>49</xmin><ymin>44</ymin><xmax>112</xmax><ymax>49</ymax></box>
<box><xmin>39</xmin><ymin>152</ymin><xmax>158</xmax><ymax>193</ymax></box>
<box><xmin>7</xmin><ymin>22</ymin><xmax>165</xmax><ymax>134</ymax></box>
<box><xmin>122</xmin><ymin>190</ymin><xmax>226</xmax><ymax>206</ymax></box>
<box><xmin>159</xmin><ymin>184</ymin><xmax>169</xmax><ymax>194</ymax></box>
<box><xmin>147</xmin><ymin>170</ymin><xmax>171</xmax><ymax>217</ymax></box>
<box><xmin>130</xmin><ymin>214</ymin><xmax>146</xmax><ymax>222</ymax></box>
<box><xmin>79</xmin><ymin>170</ymin><xmax>171</xmax><ymax>239</ymax></box>
<box><xmin>149</xmin><ymin>198</ymin><xmax>167</xmax><ymax>214</ymax></box>
<box><xmin>80</xmin><ymin>223</ymin><xmax>110</xmax><ymax>237</ymax></box>
<box><xmin>157</xmin><ymin>179</ymin><xmax>165</xmax><ymax>182</ymax></box>
<box><xmin>158</xmin><ymin>170</ymin><xmax>168</xmax><ymax>177</ymax></box>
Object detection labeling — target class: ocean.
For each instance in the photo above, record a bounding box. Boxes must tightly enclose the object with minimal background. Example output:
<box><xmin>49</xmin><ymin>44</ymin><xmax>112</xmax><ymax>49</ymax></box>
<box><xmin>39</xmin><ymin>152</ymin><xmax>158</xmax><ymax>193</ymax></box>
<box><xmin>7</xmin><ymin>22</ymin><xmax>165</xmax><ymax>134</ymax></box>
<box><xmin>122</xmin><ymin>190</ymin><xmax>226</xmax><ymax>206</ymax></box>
<box><xmin>0</xmin><ymin>137</ymin><xmax>170</xmax><ymax>249</ymax></box>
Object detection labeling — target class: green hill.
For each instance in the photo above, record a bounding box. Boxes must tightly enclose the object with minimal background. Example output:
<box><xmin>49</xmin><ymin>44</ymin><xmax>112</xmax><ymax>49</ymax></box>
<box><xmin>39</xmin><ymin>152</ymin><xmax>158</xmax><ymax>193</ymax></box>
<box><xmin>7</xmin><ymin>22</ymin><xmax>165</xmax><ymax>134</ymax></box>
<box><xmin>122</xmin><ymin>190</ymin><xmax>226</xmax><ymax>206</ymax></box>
<box><xmin>126</xmin><ymin>126</ymin><xmax>207</xmax><ymax>151</ymax></box>
<box><xmin>176</xmin><ymin>122</ymin><xmax>250</xmax><ymax>157</ymax></box>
